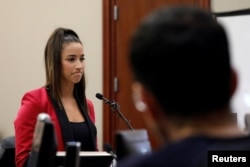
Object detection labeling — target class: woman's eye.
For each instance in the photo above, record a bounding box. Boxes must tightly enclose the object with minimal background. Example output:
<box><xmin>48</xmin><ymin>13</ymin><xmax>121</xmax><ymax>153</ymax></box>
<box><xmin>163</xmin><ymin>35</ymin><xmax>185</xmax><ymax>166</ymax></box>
<box><xmin>80</xmin><ymin>57</ymin><xmax>85</xmax><ymax>61</ymax></box>
<box><xmin>68</xmin><ymin>58</ymin><xmax>75</xmax><ymax>62</ymax></box>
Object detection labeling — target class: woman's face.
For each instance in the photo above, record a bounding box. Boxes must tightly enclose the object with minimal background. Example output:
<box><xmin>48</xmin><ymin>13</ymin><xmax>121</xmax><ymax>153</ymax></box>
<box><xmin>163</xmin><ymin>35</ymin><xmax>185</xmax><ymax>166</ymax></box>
<box><xmin>61</xmin><ymin>42</ymin><xmax>85</xmax><ymax>85</ymax></box>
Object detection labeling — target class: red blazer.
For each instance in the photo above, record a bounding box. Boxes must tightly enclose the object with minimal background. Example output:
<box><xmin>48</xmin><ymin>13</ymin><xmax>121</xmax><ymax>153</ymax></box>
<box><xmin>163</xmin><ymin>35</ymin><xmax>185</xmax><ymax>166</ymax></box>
<box><xmin>14</xmin><ymin>87</ymin><xmax>97</xmax><ymax>167</ymax></box>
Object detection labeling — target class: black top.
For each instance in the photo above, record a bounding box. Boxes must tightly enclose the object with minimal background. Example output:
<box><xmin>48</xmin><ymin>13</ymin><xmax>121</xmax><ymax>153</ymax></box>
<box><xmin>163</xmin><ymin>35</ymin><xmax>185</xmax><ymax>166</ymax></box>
<box><xmin>117</xmin><ymin>135</ymin><xmax>250</xmax><ymax>167</ymax></box>
<box><xmin>46</xmin><ymin>87</ymin><xmax>97</xmax><ymax>151</ymax></box>
<box><xmin>70</xmin><ymin>122</ymin><xmax>93</xmax><ymax>151</ymax></box>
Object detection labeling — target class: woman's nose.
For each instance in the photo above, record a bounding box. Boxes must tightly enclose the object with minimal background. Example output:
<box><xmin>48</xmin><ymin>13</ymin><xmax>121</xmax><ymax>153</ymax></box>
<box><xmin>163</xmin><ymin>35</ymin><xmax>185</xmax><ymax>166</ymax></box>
<box><xmin>76</xmin><ymin>60</ymin><xmax>83</xmax><ymax>68</ymax></box>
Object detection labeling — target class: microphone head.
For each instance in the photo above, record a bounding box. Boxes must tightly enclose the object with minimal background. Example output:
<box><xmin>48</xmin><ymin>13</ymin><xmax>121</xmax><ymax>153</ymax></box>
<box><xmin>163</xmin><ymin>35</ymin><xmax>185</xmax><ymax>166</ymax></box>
<box><xmin>103</xmin><ymin>143</ymin><xmax>114</xmax><ymax>153</ymax></box>
<box><xmin>96</xmin><ymin>93</ymin><xmax>104</xmax><ymax>100</ymax></box>
<box><xmin>103</xmin><ymin>143</ymin><xmax>117</xmax><ymax>159</ymax></box>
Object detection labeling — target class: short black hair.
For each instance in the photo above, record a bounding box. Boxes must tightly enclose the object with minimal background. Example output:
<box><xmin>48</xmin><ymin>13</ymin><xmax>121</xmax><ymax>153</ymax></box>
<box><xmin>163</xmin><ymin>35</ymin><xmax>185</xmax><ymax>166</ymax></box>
<box><xmin>129</xmin><ymin>5</ymin><xmax>231</xmax><ymax>117</ymax></box>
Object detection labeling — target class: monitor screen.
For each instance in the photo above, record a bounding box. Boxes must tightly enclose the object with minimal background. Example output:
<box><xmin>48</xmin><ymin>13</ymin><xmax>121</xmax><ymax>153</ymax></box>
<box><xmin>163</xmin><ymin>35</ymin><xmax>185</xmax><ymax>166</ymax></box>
<box><xmin>27</xmin><ymin>113</ymin><xmax>58</xmax><ymax>167</ymax></box>
<box><xmin>115</xmin><ymin>129</ymin><xmax>152</xmax><ymax>160</ymax></box>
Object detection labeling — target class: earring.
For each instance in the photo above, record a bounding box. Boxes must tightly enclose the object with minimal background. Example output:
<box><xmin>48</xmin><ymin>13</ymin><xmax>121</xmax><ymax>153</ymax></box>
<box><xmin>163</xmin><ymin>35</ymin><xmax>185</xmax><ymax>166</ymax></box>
<box><xmin>135</xmin><ymin>101</ymin><xmax>147</xmax><ymax>112</ymax></box>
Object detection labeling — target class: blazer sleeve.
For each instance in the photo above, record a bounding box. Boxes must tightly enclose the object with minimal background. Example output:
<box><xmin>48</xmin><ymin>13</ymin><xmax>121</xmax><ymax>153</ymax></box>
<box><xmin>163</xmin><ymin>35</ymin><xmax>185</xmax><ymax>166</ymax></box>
<box><xmin>87</xmin><ymin>99</ymin><xmax>95</xmax><ymax>123</ymax></box>
<box><xmin>14</xmin><ymin>92</ymin><xmax>41</xmax><ymax>167</ymax></box>
<box><xmin>86</xmin><ymin>99</ymin><xmax>99</xmax><ymax>150</ymax></box>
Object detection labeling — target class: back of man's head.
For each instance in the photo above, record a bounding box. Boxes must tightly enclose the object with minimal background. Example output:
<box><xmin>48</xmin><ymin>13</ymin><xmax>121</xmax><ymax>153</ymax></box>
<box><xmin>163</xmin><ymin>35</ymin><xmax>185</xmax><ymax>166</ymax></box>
<box><xmin>129</xmin><ymin>5</ymin><xmax>231</xmax><ymax>117</ymax></box>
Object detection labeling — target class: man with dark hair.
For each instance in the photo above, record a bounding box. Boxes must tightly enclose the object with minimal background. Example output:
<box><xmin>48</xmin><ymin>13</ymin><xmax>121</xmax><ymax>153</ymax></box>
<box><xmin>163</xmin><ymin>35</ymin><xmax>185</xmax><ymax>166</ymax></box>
<box><xmin>117</xmin><ymin>4</ymin><xmax>250</xmax><ymax>167</ymax></box>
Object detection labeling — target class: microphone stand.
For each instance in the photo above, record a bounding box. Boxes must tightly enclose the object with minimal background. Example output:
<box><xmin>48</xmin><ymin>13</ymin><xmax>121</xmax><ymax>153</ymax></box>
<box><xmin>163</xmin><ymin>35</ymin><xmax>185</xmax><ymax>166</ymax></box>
<box><xmin>108</xmin><ymin>100</ymin><xmax>134</xmax><ymax>130</ymax></box>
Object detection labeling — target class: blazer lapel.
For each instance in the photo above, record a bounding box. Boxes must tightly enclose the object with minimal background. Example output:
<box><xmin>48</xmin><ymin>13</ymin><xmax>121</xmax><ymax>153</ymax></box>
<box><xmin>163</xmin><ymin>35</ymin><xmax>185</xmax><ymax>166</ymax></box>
<box><xmin>46</xmin><ymin>88</ymin><xmax>74</xmax><ymax>145</ymax></box>
<box><xmin>76</xmin><ymin>97</ymin><xmax>97</xmax><ymax>151</ymax></box>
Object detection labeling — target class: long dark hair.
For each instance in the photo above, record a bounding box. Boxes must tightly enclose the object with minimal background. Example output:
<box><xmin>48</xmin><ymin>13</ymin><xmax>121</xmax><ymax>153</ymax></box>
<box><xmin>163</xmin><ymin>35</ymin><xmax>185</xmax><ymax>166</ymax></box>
<box><xmin>44</xmin><ymin>27</ymin><xmax>87</xmax><ymax>111</ymax></box>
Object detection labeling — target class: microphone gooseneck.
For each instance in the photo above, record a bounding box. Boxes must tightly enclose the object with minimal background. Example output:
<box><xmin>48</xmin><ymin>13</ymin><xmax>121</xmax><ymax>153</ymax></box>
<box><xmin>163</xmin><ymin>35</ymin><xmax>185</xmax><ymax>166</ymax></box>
<box><xmin>95</xmin><ymin>93</ymin><xmax>134</xmax><ymax>130</ymax></box>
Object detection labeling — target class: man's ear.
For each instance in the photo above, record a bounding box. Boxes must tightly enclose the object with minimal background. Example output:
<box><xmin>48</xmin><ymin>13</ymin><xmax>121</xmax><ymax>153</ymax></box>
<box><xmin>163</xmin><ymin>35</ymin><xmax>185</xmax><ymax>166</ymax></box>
<box><xmin>131</xmin><ymin>82</ymin><xmax>153</xmax><ymax>130</ymax></box>
<box><xmin>131</xmin><ymin>82</ymin><xmax>148</xmax><ymax>112</ymax></box>
<box><xmin>230</xmin><ymin>68</ymin><xmax>238</xmax><ymax>97</ymax></box>
<box><xmin>131</xmin><ymin>82</ymin><xmax>167</xmax><ymax>145</ymax></box>
<box><xmin>131</xmin><ymin>82</ymin><xmax>160</xmax><ymax>120</ymax></box>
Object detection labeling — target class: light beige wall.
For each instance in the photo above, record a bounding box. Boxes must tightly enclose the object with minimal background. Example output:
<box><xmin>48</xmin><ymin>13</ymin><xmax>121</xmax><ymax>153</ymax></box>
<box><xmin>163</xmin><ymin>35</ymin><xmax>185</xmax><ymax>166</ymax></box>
<box><xmin>211</xmin><ymin>0</ymin><xmax>250</xmax><ymax>12</ymax></box>
<box><xmin>0</xmin><ymin>0</ymin><xmax>104</xmax><ymax>150</ymax></box>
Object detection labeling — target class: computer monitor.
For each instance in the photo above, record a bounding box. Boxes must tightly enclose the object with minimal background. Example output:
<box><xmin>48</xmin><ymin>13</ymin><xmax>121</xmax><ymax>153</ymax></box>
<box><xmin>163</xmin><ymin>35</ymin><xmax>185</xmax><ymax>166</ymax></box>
<box><xmin>115</xmin><ymin>129</ymin><xmax>152</xmax><ymax>160</ymax></box>
<box><xmin>27</xmin><ymin>113</ymin><xmax>57</xmax><ymax>167</ymax></box>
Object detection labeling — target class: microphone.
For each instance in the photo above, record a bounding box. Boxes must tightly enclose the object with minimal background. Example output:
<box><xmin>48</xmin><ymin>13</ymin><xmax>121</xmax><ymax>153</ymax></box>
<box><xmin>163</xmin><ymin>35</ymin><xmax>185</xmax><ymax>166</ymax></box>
<box><xmin>96</xmin><ymin>93</ymin><xmax>134</xmax><ymax>130</ymax></box>
<box><xmin>95</xmin><ymin>93</ymin><xmax>116</xmax><ymax>106</ymax></box>
<box><xmin>103</xmin><ymin>143</ymin><xmax>117</xmax><ymax>159</ymax></box>
<box><xmin>95</xmin><ymin>93</ymin><xmax>104</xmax><ymax>99</ymax></box>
